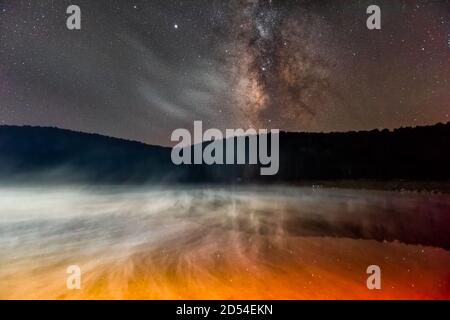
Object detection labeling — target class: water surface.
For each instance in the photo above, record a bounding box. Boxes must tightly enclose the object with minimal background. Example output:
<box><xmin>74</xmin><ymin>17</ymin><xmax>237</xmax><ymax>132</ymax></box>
<box><xmin>0</xmin><ymin>185</ymin><xmax>449</xmax><ymax>299</ymax></box>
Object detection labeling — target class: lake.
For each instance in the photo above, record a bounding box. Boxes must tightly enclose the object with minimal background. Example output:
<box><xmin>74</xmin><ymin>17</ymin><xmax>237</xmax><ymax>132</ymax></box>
<box><xmin>0</xmin><ymin>185</ymin><xmax>449</xmax><ymax>299</ymax></box>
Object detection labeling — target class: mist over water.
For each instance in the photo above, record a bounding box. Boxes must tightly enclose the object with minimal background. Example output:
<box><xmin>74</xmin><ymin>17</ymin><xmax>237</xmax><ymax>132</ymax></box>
<box><xmin>0</xmin><ymin>185</ymin><xmax>449</xmax><ymax>299</ymax></box>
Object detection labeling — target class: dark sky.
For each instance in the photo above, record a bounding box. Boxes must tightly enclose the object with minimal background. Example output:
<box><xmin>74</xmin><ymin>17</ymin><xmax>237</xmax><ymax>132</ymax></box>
<box><xmin>0</xmin><ymin>0</ymin><xmax>449</xmax><ymax>145</ymax></box>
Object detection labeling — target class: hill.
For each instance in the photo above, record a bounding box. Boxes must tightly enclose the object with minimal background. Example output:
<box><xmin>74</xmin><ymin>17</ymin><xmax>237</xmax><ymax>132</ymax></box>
<box><xmin>1</xmin><ymin>123</ymin><xmax>449</xmax><ymax>185</ymax></box>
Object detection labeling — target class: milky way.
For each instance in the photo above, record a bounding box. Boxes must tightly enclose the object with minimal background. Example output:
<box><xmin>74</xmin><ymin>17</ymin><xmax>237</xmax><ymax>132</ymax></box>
<box><xmin>0</xmin><ymin>0</ymin><xmax>449</xmax><ymax>144</ymax></box>
<box><xmin>221</xmin><ymin>0</ymin><xmax>341</xmax><ymax>129</ymax></box>
<box><xmin>220</xmin><ymin>0</ymin><xmax>450</xmax><ymax>132</ymax></box>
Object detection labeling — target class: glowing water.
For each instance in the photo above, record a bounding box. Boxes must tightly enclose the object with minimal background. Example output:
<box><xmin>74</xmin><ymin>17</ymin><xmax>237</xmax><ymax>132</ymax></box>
<box><xmin>0</xmin><ymin>185</ymin><xmax>449</xmax><ymax>299</ymax></box>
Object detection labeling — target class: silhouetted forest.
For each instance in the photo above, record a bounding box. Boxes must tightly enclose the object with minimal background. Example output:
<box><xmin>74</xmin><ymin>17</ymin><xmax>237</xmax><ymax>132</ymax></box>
<box><xmin>0</xmin><ymin>123</ymin><xmax>449</xmax><ymax>184</ymax></box>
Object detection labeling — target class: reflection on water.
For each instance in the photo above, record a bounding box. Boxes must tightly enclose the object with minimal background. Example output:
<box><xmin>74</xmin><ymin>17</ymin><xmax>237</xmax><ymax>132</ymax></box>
<box><xmin>0</xmin><ymin>185</ymin><xmax>449</xmax><ymax>299</ymax></box>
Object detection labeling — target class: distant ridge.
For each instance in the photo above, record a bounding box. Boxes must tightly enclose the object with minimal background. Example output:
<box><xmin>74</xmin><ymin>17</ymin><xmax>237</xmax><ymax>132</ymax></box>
<box><xmin>0</xmin><ymin>122</ymin><xmax>449</xmax><ymax>184</ymax></box>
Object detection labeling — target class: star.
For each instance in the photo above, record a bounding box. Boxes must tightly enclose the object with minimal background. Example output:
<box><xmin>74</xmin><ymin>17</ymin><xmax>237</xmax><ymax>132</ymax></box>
<box><xmin>0</xmin><ymin>0</ymin><xmax>448</xmax><ymax>145</ymax></box>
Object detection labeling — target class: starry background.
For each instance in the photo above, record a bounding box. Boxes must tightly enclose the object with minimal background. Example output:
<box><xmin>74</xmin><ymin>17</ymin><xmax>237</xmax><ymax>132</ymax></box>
<box><xmin>0</xmin><ymin>0</ymin><xmax>449</xmax><ymax>146</ymax></box>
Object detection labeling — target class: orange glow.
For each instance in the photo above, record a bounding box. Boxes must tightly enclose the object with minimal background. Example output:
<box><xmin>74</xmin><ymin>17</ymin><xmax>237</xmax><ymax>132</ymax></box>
<box><xmin>2</xmin><ymin>236</ymin><xmax>449</xmax><ymax>300</ymax></box>
<box><xmin>1</xmin><ymin>186</ymin><xmax>448</xmax><ymax>300</ymax></box>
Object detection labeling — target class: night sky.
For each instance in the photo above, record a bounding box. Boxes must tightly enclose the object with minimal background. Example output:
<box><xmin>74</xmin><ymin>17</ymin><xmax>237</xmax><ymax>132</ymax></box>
<box><xmin>0</xmin><ymin>0</ymin><xmax>449</xmax><ymax>145</ymax></box>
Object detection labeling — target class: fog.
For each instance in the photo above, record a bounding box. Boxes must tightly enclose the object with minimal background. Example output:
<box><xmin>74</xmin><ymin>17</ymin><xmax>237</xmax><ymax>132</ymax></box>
<box><xmin>0</xmin><ymin>185</ymin><xmax>449</xmax><ymax>299</ymax></box>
